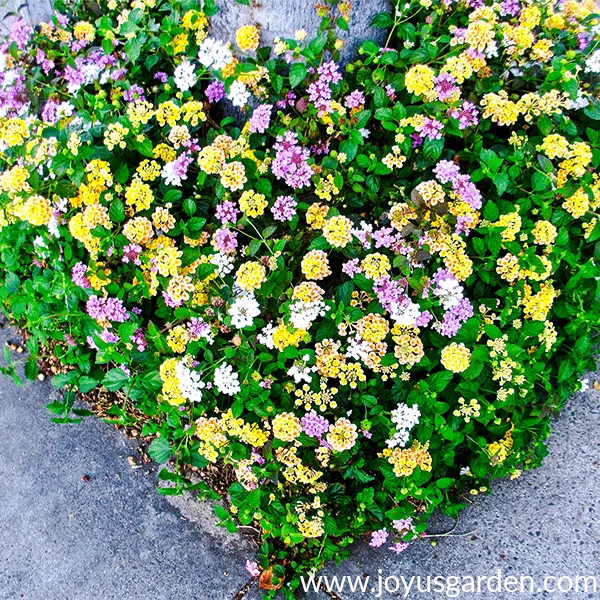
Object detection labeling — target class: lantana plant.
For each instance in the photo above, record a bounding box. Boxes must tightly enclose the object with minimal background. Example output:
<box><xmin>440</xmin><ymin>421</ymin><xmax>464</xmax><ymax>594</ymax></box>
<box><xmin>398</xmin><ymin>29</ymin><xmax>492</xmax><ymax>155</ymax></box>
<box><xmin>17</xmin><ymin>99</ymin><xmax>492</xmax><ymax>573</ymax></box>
<box><xmin>1</xmin><ymin>0</ymin><xmax>599</xmax><ymax>596</ymax></box>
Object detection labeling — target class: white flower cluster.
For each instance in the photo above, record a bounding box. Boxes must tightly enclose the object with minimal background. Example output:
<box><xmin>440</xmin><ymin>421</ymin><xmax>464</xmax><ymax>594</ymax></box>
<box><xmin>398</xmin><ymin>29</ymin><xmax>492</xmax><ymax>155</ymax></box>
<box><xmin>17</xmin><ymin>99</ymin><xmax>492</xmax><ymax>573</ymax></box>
<box><xmin>198</xmin><ymin>37</ymin><xmax>233</xmax><ymax>70</ymax></box>
<box><xmin>433</xmin><ymin>277</ymin><xmax>464</xmax><ymax>310</ymax></box>
<box><xmin>389</xmin><ymin>297</ymin><xmax>421</xmax><ymax>326</ymax></box>
<box><xmin>257</xmin><ymin>323</ymin><xmax>276</xmax><ymax>349</ymax></box>
<box><xmin>387</xmin><ymin>402</ymin><xmax>421</xmax><ymax>448</ymax></box>
<box><xmin>161</xmin><ymin>160</ymin><xmax>187</xmax><ymax>187</ymax></box>
<box><xmin>351</xmin><ymin>221</ymin><xmax>374</xmax><ymax>249</ymax></box>
<box><xmin>345</xmin><ymin>336</ymin><xmax>373</xmax><ymax>362</ymax></box>
<box><xmin>175</xmin><ymin>359</ymin><xmax>205</xmax><ymax>403</ymax></box>
<box><xmin>228</xmin><ymin>294</ymin><xmax>261</xmax><ymax>329</ymax></box>
<box><xmin>585</xmin><ymin>49</ymin><xmax>600</xmax><ymax>73</ymax></box>
<box><xmin>227</xmin><ymin>81</ymin><xmax>250</xmax><ymax>108</ymax></box>
<box><xmin>289</xmin><ymin>300</ymin><xmax>330</xmax><ymax>330</ymax></box>
<box><xmin>214</xmin><ymin>362</ymin><xmax>241</xmax><ymax>396</ymax></box>
<box><xmin>174</xmin><ymin>60</ymin><xmax>197</xmax><ymax>92</ymax></box>
<box><xmin>567</xmin><ymin>90</ymin><xmax>590</xmax><ymax>110</ymax></box>
<box><xmin>288</xmin><ymin>355</ymin><xmax>317</xmax><ymax>384</ymax></box>
<box><xmin>210</xmin><ymin>252</ymin><xmax>234</xmax><ymax>276</ymax></box>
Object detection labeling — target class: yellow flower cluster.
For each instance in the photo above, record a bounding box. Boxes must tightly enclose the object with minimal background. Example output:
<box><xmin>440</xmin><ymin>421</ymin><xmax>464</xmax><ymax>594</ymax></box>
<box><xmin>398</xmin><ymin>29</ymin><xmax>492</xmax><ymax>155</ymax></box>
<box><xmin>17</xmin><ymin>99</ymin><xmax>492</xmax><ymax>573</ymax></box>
<box><xmin>301</xmin><ymin>250</ymin><xmax>331</xmax><ymax>280</ymax></box>
<box><xmin>496</xmin><ymin>253</ymin><xmax>520</xmax><ymax>282</ymax></box>
<box><xmin>222</xmin><ymin>409</ymin><xmax>270</xmax><ymax>447</ymax></box>
<box><xmin>156</xmin><ymin>101</ymin><xmax>181</xmax><ymax>128</ymax></box>
<box><xmin>532</xmin><ymin>220</ymin><xmax>557</xmax><ymax>245</ymax></box>
<box><xmin>73</xmin><ymin>21</ymin><xmax>95</xmax><ymax>41</ymax></box>
<box><xmin>181</xmin><ymin>100</ymin><xmax>206</xmax><ymax>126</ymax></box>
<box><xmin>0</xmin><ymin>118</ymin><xmax>29</xmax><ymax>147</ymax></box>
<box><xmin>127</xmin><ymin>101</ymin><xmax>155</xmax><ymax>128</ymax></box>
<box><xmin>440</xmin><ymin>235</ymin><xmax>473</xmax><ymax>281</ymax></box>
<box><xmin>125</xmin><ymin>177</ymin><xmax>153</xmax><ymax>212</ymax></box>
<box><xmin>272</xmin><ymin>412</ymin><xmax>302</xmax><ymax>442</ymax></box>
<box><xmin>315</xmin><ymin>174</ymin><xmax>340</xmax><ymax>201</ymax></box>
<box><xmin>382</xmin><ymin>146</ymin><xmax>406</xmax><ymax>170</ymax></box>
<box><xmin>104</xmin><ymin>122</ymin><xmax>129</xmax><ymax>151</ymax></box>
<box><xmin>153</xmin><ymin>143</ymin><xmax>177</xmax><ymax>163</ymax></box>
<box><xmin>315</xmin><ymin>338</ymin><xmax>345</xmax><ymax>378</ymax></box>
<box><xmin>384</xmin><ymin>441</ymin><xmax>432</xmax><ymax>477</ymax></box>
<box><xmin>360</xmin><ymin>252</ymin><xmax>391</xmax><ymax>280</ymax></box>
<box><xmin>405</xmin><ymin>64</ymin><xmax>435</xmax><ymax>99</ymax></box>
<box><xmin>292</xmin><ymin>281</ymin><xmax>324</xmax><ymax>302</ymax></box>
<box><xmin>150</xmin><ymin>237</ymin><xmax>182</xmax><ymax>276</ymax></box>
<box><xmin>294</xmin><ymin>379</ymin><xmax>338</xmax><ymax>411</ymax></box>
<box><xmin>539</xmin><ymin>134</ymin><xmax>570</xmax><ymax>160</ymax></box>
<box><xmin>453</xmin><ymin>397</ymin><xmax>481</xmax><ymax>422</ymax></box>
<box><xmin>167</xmin><ymin>274</ymin><xmax>195</xmax><ymax>303</ymax></box>
<box><xmin>356</xmin><ymin>313</ymin><xmax>389</xmax><ymax>343</ymax></box>
<box><xmin>496</xmin><ymin>212</ymin><xmax>521</xmax><ymax>242</ymax></box>
<box><xmin>166</xmin><ymin>324</ymin><xmax>190</xmax><ymax>353</ymax></box>
<box><xmin>159</xmin><ymin>357</ymin><xmax>185</xmax><ymax>405</ymax></box>
<box><xmin>306</xmin><ymin>203</ymin><xmax>330</xmax><ymax>229</ymax></box>
<box><xmin>326</xmin><ymin>417</ymin><xmax>358</xmax><ymax>452</ymax></box>
<box><xmin>522</xmin><ymin>282</ymin><xmax>556</xmax><ymax>321</ymax></box>
<box><xmin>220</xmin><ymin>161</ymin><xmax>247</xmax><ymax>191</ymax></box>
<box><xmin>486</xmin><ymin>428</ymin><xmax>514</xmax><ymax>466</ymax></box>
<box><xmin>236</xmin><ymin>261</ymin><xmax>267</xmax><ymax>291</ymax></box>
<box><xmin>182</xmin><ymin>9</ymin><xmax>209</xmax><ymax>43</ymax></box>
<box><xmin>198</xmin><ymin>145</ymin><xmax>226</xmax><ymax>174</ymax></box>
<box><xmin>272</xmin><ymin>324</ymin><xmax>307</xmax><ymax>351</ymax></box>
<box><xmin>323</xmin><ymin>215</ymin><xmax>353</xmax><ymax>248</ymax></box>
<box><xmin>21</xmin><ymin>195</ymin><xmax>53</xmax><ymax>227</ymax></box>
<box><xmin>441</xmin><ymin>342</ymin><xmax>471</xmax><ymax>373</ymax></box>
<box><xmin>123</xmin><ymin>216</ymin><xmax>154</xmax><ymax>245</ymax></box>
<box><xmin>562</xmin><ymin>187</ymin><xmax>589</xmax><ymax>218</ymax></box>
<box><xmin>392</xmin><ymin>324</ymin><xmax>425</xmax><ymax>366</ymax></box>
<box><xmin>239</xmin><ymin>189</ymin><xmax>267</xmax><ymax>217</ymax></box>
<box><xmin>152</xmin><ymin>206</ymin><xmax>175</xmax><ymax>232</ymax></box>
<box><xmin>275</xmin><ymin>446</ymin><xmax>323</xmax><ymax>485</ymax></box>
<box><xmin>339</xmin><ymin>362</ymin><xmax>366</xmax><ymax>388</ymax></box>
<box><xmin>416</xmin><ymin>180</ymin><xmax>445</xmax><ymax>207</ymax></box>
<box><xmin>0</xmin><ymin>166</ymin><xmax>30</xmax><ymax>194</ymax></box>
<box><xmin>236</xmin><ymin>25</ymin><xmax>260</xmax><ymax>52</ymax></box>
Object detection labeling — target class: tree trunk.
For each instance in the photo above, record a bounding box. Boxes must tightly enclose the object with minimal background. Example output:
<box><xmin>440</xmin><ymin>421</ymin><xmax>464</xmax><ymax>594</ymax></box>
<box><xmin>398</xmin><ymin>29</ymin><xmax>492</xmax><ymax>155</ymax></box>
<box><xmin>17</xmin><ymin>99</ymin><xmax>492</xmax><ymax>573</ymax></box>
<box><xmin>0</xmin><ymin>0</ymin><xmax>53</xmax><ymax>27</ymax></box>
<box><xmin>210</xmin><ymin>0</ymin><xmax>390</xmax><ymax>63</ymax></box>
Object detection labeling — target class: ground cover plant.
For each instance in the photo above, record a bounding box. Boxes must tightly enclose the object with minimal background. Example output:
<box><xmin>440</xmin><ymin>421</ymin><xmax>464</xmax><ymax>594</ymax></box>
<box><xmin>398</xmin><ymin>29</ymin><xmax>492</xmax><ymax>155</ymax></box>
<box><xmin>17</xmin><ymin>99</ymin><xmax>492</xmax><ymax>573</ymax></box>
<box><xmin>1</xmin><ymin>0</ymin><xmax>599</xmax><ymax>595</ymax></box>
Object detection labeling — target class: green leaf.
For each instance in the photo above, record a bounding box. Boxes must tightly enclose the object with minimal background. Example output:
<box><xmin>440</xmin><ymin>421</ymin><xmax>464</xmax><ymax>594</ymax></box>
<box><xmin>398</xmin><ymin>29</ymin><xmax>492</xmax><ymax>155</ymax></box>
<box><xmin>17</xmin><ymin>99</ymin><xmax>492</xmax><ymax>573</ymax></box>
<box><xmin>428</xmin><ymin>371</ymin><xmax>453</xmax><ymax>393</ymax></box>
<box><xmin>124</xmin><ymin>37</ymin><xmax>143</xmax><ymax>64</ymax></box>
<box><xmin>371</xmin><ymin>11</ymin><xmax>394</xmax><ymax>28</ymax></box>
<box><xmin>437</xmin><ymin>477</ymin><xmax>455</xmax><ymax>489</ymax></box>
<box><xmin>109</xmin><ymin>200</ymin><xmax>125</xmax><ymax>224</ymax></box>
<box><xmin>148</xmin><ymin>436</ymin><xmax>172</xmax><ymax>463</ymax></box>
<box><xmin>5</xmin><ymin>272</ymin><xmax>19</xmax><ymax>294</ymax></box>
<box><xmin>78</xmin><ymin>375</ymin><xmax>98</xmax><ymax>394</ymax></box>
<box><xmin>102</xmin><ymin>38</ymin><xmax>114</xmax><ymax>56</ymax></box>
<box><xmin>584</xmin><ymin>100</ymin><xmax>600</xmax><ymax>121</ymax></box>
<box><xmin>115</xmin><ymin>163</ymin><xmax>129</xmax><ymax>184</ymax></box>
<box><xmin>494</xmin><ymin>172</ymin><xmax>509</xmax><ymax>196</ymax></box>
<box><xmin>183</xmin><ymin>198</ymin><xmax>196</xmax><ymax>217</ymax></box>
<box><xmin>483</xmin><ymin>200</ymin><xmax>499</xmax><ymax>221</ymax></box>
<box><xmin>103</xmin><ymin>367</ymin><xmax>130</xmax><ymax>391</ymax></box>
<box><xmin>480</xmin><ymin>148</ymin><xmax>503</xmax><ymax>172</ymax></box>
<box><xmin>423</xmin><ymin>138</ymin><xmax>444</xmax><ymax>162</ymax></box>
<box><xmin>339</xmin><ymin>139</ymin><xmax>358</xmax><ymax>162</ymax></box>
<box><xmin>289</xmin><ymin>63</ymin><xmax>307</xmax><ymax>89</ymax></box>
